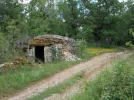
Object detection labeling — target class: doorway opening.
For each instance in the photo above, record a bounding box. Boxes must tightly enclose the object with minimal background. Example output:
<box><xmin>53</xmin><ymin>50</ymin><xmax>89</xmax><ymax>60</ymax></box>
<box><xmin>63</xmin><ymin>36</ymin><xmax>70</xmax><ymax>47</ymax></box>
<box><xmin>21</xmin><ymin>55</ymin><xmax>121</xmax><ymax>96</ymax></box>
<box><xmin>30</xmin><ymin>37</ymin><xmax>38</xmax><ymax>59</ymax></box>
<box><xmin>35</xmin><ymin>46</ymin><xmax>44</xmax><ymax>63</ymax></box>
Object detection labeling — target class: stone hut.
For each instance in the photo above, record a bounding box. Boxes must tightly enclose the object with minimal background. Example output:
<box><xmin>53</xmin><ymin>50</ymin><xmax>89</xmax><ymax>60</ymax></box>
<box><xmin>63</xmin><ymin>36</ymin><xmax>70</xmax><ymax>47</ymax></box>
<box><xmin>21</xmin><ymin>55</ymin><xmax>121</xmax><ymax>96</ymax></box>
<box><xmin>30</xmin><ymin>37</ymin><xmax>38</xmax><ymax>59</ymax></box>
<box><xmin>27</xmin><ymin>35</ymin><xmax>79</xmax><ymax>63</ymax></box>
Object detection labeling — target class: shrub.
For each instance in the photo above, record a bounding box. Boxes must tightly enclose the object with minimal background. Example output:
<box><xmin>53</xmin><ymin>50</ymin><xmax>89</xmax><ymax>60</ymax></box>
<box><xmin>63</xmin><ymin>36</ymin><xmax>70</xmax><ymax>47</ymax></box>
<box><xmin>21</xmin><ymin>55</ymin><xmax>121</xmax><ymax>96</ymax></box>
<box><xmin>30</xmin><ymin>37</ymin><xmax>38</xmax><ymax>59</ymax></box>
<box><xmin>72</xmin><ymin>56</ymin><xmax>134</xmax><ymax>100</ymax></box>
<box><xmin>125</xmin><ymin>41</ymin><xmax>134</xmax><ymax>47</ymax></box>
<box><xmin>76</xmin><ymin>39</ymin><xmax>87</xmax><ymax>58</ymax></box>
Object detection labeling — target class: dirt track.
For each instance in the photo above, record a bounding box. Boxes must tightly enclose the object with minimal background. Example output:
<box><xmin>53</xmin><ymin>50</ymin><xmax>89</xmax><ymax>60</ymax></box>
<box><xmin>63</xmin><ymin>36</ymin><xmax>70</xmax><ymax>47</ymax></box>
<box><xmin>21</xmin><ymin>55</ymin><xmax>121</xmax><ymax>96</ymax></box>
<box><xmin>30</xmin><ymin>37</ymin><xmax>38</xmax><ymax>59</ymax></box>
<box><xmin>7</xmin><ymin>51</ymin><xmax>132</xmax><ymax>100</ymax></box>
<box><xmin>44</xmin><ymin>52</ymin><xmax>132</xmax><ymax>100</ymax></box>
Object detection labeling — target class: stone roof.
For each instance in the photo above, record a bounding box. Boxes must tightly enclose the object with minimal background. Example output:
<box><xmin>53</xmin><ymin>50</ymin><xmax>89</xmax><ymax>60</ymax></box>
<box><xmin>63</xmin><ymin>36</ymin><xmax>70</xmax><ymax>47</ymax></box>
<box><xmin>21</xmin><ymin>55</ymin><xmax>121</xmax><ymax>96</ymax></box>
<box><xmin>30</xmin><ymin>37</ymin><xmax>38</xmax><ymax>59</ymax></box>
<box><xmin>29</xmin><ymin>35</ymin><xmax>75</xmax><ymax>46</ymax></box>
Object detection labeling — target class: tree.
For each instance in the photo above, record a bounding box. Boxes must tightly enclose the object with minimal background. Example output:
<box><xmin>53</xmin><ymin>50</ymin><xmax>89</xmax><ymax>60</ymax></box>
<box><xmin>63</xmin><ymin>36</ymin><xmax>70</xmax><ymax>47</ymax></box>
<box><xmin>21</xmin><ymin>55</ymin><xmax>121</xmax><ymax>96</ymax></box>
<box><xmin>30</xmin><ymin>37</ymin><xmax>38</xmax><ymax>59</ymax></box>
<box><xmin>0</xmin><ymin>0</ymin><xmax>28</xmax><ymax>62</ymax></box>
<box><xmin>58</xmin><ymin>0</ymin><xmax>81</xmax><ymax>38</ymax></box>
<box><xmin>0</xmin><ymin>32</ymin><xmax>9</xmax><ymax>63</ymax></box>
<box><xmin>125</xmin><ymin>0</ymin><xmax>134</xmax><ymax>29</ymax></box>
<box><xmin>57</xmin><ymin>0</ymin><xmax>94</xmax><ymax>40</ymax></box>
<box><xmin>27</xmin><ymin>0</ymin><xmax>63</xmax><ymax>36</ymax></box>
<box><xmin>82</xmin><ymin>0</ymin><xmax>125</xmax><ymax>46</ymax></box>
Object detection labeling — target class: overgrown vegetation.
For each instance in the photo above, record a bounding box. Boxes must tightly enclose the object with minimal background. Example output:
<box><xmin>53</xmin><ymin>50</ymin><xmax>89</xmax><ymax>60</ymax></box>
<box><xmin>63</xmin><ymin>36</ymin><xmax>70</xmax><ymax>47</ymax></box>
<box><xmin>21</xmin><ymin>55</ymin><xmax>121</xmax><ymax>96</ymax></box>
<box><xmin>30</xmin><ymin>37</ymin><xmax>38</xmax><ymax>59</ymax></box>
<box><xmin>0</xmin><ymin>46</ymin><xmax>117</xmax><ymax>99</ymax></box>
<box><xmin>0</xmin><ymin>61</ymin><xmax>78</xmax><ymax>99</ymax></box>
<box><xmin>0</xmin><ymin>0</ymin><xmax>134</xmax><ymax>63</ymax></box>
<box><xmin>76</xmin><ymin>40</ymin><xmax>88</xmax><ymax>58</ymax></box>
<box><xmin>0</xmin><ymin>0</ymin><xmax>134</xmax><ymax>99</ymax></box>
<box><xmin>76</xmin><ymin>40</ymin><xmax>120</xmax><ymax>59</ymax></box>
<box><xmin>71</xmin><ymin>55</ymin><xmax>134</xmax><ymax>100</ymax></box>
<box><xmin>125</xmin><ymin>29</ymin><xmax>134</xmax><ymax>49</ymax></box>
<box><xmin>29</xmin><ymin>72</ymin><xmax>85</xmax><ymax>100</ymax></box>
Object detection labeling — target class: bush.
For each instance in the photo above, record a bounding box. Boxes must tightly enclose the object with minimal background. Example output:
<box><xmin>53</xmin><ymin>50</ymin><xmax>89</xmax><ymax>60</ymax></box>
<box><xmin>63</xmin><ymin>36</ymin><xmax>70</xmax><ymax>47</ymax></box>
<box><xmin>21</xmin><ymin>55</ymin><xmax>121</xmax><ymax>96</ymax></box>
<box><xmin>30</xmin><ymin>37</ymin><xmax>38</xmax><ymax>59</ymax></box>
<box><xmin>76</xmin><ymin>39</ymin><xmax>87</xmax><ymax>58</ymax></box>
<box><xmin>72</xmin><ymin>55</ymin><xmax>134</xmax><ymax>100</ymax></box>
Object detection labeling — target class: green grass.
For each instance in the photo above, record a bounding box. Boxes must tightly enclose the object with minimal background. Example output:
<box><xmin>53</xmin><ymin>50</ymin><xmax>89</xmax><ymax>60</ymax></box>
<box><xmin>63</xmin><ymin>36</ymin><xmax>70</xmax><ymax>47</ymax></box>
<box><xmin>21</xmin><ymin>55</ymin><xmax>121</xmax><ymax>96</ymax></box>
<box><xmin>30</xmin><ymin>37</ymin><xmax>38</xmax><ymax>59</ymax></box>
<box><xmin>28</xmin><ymin>72</ymin><xmax>85</xmax><ymax>100</ymax></box>
<box><xmin>85</xmin><ymin>47</ymin><xmax>118</xmax><ymax>56</ymax></box>
<box><xmin>71</xmin><ymin>55</ymin><xmax>134</xmax><ymax>100</ymax></box>
<box><xmin>0</xmin><ymin>61</ymin><xmax>79</xmax><ymax>99</ymax></box>
<box><xmin>80</xmin><ymin>47</ymin><xmax>119</xmax><ymax>60</ymax></box>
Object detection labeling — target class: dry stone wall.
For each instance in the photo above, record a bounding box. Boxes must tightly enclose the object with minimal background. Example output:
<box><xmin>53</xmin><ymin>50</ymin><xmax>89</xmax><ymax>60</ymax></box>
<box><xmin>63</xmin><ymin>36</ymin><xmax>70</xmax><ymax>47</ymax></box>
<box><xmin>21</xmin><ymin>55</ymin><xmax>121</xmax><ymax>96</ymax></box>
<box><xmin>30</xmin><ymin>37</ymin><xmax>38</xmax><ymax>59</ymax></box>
<box><xmin>28</xmin><ymin>35</ymin><xmax>79</xmax><ymax>62</ymax></box>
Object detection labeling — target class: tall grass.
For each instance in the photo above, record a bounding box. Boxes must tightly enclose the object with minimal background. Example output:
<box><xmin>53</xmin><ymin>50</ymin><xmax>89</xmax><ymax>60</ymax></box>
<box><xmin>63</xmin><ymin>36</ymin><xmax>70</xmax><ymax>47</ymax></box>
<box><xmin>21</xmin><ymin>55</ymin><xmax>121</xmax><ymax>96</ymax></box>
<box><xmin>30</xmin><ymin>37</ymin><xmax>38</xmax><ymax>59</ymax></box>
<box><xmin>71</xmin><ymin>55</ymin><xmax>134</xmax><ymax>100</ymax></box>
<box><xmin>0</xmin><ymin>61</ymin><xmax>79</xmax><ymax>98</ymax></box>
<box><xmin>76</xmin><ymin>40</ymin><xmax>118</xmax><ymax>59</ymax></box>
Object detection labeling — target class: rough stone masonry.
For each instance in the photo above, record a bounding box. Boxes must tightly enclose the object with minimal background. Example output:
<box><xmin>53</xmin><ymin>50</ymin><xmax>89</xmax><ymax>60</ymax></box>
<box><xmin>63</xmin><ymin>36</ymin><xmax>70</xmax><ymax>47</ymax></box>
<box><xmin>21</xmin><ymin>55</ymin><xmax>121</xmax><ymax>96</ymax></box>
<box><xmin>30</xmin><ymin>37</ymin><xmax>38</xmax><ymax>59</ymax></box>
<box><xmin>28</xmin><ymin>35</ymin><xmax>80</xmax><ymax>62</ymax></box>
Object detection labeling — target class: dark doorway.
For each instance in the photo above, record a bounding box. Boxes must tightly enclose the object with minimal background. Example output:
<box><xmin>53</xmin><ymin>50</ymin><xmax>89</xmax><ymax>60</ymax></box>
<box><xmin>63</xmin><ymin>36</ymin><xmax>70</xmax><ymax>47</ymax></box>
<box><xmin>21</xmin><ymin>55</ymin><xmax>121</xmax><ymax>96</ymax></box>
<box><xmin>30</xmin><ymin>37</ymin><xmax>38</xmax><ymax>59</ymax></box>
<box><xmin>35</xmin><ymin>46</ymin><xmax>44</xmax><ymax>63</ymax></box>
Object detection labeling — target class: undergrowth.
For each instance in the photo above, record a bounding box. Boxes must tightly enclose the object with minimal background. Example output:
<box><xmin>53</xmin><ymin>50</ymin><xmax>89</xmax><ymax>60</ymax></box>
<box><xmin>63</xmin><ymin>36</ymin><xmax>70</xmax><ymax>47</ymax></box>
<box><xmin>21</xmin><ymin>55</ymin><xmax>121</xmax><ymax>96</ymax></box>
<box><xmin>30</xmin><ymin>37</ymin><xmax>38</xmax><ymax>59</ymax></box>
<box><xmin>71</xmin><ymin>55</ymin><xmax>134</xmax><ymax>100</ymax></box>
<box><xmin>0</xmin><ymin>61</ymin><xmax>79</xmax><ymax>99</ymax></box>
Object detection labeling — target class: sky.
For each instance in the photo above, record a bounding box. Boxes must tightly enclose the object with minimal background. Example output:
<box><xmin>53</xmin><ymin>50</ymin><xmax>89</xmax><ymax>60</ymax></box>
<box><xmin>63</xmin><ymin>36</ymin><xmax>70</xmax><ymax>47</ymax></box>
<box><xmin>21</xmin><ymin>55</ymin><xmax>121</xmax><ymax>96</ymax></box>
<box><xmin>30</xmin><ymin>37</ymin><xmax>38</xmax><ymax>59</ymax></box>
<box><xmin>119</xmin><ymin>0</ymin><xmax>127</xmax><ymax>2</ymax></box>
<box><xmin>21</xmin><ymin>0</ymin><xmax>127</xmax><ymax>4</ymax></box>
<box><xmin>20</xmin><ymin>0</ymin><xmax>31</xmax><ymax>4</ymax></box>
<box><xmin>20</xmin><ymin>0</ymin><xmax>61</xmax><ymax>4</ymax></box>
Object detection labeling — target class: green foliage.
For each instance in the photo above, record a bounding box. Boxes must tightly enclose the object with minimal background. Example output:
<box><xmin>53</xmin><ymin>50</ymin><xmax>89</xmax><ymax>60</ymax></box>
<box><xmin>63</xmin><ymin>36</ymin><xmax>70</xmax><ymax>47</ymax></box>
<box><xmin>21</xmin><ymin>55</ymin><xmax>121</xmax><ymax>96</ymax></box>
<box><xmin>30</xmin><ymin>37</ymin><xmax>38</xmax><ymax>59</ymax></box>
<box><xmin>76</xmin><ymin>40</ymin><xmax>88</xmax><ymax>58</ymax></box>
<box><xmin>0</xmin><ymin>0</ymin><xmax>134</xmax><ymax>62</ymax></box>
<box><xmin>0</xmin><ymin>32</ymin><xmax>9</xmax><ymax>63</ymax></box>
<box><xmin>71</xmin><ymin>55</ymin><xmax>134</xmax><ymax>100</ymax></box>
<box><xmin>84</xmin><ymin>0</ymin><xmax>125</xmax><ymax>45</ymax></box>
<box><xmin>77</xmin><ymin>25</ymin><xmax>94</xmax><ymax>41</ymax></box>
<box><xmin>129</xmin><ymin>28</ymin><xmax>134</xmax><ymax>37</ymax></box>
<box><xmin>27</xmin><ymin>0</ymin><xmax>64</xmax><ymax>36</ymax></box>
<box><xmin>125</xmin><ymin>41</ymin><xmax>133</xmax><ymax>47</ymax></box>
<box><xmin>0</xmin><ymin>32</ymin><xmax>9</xmax><ymax>51</ymax></box>
<box><xmin>0</xmin><ymin>0</ymin><xmax>28</xmax><ymax>63</ymax></box>
<box><xmin>125</xmin><ymin>28</ymin><xmax>134</xmax><ymax>48</ymax></box>
<box><xmin>57</xmin><ymin>0</ymin><xmax>94</xmax><ymax>39</ymax></box>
